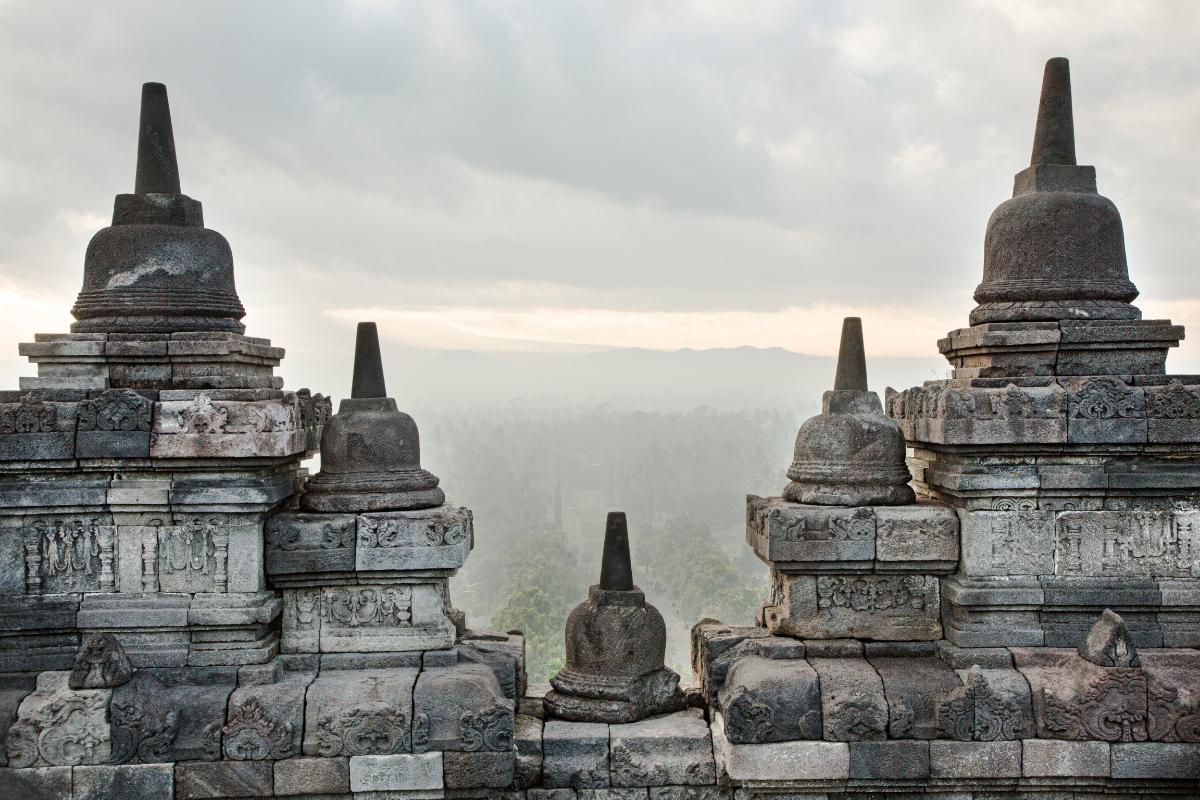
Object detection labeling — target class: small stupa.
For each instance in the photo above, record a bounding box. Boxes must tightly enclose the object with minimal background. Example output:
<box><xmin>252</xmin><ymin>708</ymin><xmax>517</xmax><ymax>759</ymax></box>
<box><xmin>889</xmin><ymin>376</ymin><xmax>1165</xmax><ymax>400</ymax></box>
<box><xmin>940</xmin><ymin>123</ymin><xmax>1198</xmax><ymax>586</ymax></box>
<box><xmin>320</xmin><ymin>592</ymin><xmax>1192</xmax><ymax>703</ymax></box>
<box><xmin>301</xmin><ymin>322</ymin><xmax>445</xmax><ymax>512</ymax></box>
<box><xmin>71</xmin><ymin>82</ymin><xmax>247</xmax><ymax>333</ymax></box>
<box><xmin>783</xmin><ymin>317</ymin><xmax>913</xmax><ymax>506</ymax></box>
<box><xmin>545</xmin><ymin>512</ymin><xmax>686</xmax><ymax>723</ymax></box>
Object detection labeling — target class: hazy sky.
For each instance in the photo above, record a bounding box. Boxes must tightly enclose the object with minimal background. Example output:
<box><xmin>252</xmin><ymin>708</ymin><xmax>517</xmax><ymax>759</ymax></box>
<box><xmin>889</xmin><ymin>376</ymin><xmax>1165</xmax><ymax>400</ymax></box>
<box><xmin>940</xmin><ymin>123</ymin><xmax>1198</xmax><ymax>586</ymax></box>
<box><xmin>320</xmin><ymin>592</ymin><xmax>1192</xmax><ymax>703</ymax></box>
<box><xmin>1</xmin><ymin>1</ymin><xmax>1199</xmax><ymax>394</ymax></box>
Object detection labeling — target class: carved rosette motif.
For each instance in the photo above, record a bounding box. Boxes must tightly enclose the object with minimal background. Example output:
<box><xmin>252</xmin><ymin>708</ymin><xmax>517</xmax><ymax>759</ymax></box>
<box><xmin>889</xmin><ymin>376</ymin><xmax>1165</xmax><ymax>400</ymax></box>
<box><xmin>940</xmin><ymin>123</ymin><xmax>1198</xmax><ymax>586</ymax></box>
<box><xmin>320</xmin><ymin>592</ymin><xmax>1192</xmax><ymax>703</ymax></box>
<box><xmin>223</xmin><ymin>697</ymin><xmax>295</xmax><ymax>760</ymax></box>
<box><xmin>77</xmin><ymin>389</ymin><xmax>151</xmax><ymax>432</ymax></box>
<box><xmin>816</xmin><ymin>575</ymin><xmax>931</xmax><ymax>613</ymax></box>
<box><xmin>459</xmin><ymin>705</ymin><xmax>513</xmax><ymax>751</ymax></box>
<box><xmin>316</xmin><ymin>704</ymin><xmax>409</xmax><ymax>757</ymax></box>
<box><xmin>724</xmin><ymin>691</ymin><xmax>774</xmax><ymax>744</ymax></box>
<box><xmin>1068</xmin><ymin>378</ymin><xmax>1143</xmax><ymax>420</ymax></box>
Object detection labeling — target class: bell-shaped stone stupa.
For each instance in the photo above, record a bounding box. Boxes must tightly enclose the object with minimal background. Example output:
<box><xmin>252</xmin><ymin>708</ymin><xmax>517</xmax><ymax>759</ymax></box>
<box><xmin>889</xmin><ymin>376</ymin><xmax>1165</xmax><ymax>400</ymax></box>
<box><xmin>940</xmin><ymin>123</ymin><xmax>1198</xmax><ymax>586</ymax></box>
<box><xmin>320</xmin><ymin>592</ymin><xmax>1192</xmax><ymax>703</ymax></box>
<box><xmin>970</xmin><ymin>57</ymin><xmax>1138</xmax><ymax>325</ymax></box>
<box><xmin>301</xmin><ymin>322</ymin><xmax>445</xmax><ymax>512</ymax></box>
<box><xmin>784</xmin><ymin>317</ymin><xmax>913</xmax><ymax>506</ymax></box>
<box><xmin>545</xmin><ymin>512</ymin><xmax>686</xmax><ymax>723</ymax></box>
<box><xmin>71</xmin><ymin>82</ymin><xmax>247</xmax><ymax>333</ymax></box>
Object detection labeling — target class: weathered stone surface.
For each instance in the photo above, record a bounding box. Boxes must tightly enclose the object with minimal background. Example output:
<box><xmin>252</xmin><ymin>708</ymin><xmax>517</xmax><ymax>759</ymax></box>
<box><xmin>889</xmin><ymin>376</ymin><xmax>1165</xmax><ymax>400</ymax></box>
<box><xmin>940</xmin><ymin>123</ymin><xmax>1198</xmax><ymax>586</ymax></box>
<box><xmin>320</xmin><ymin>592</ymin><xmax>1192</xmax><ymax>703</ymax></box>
<box><xmin>577</xmin><ymin>790</ymin><xmax>647</xmax><ymax>800</ymax></box>
<box><xmin>710</xmin><ymin>712</ymin><xmax>848</xmax><ymax>781</ymax></box>
<box><xmin>303</xmin><ymin>667</ymin><xmax>417</xmax><ymax>757</ymax></box>
<box><xmin>763</xmin><ymin>571</ymin><xmax>941</xmax><ymax>640</ymax></box>
<box><xmin>73</xmin><ymin>763</ymin><xmax>175</xmax><ymax>800</ymax></box>
<box><xmin>608</xmin><ymin>708</ymin><xmax>714</xmax><ymax>787</ymax></box>
<box><xmin>264</xmin><ymin>512</ymin><xmax>356</xmax><ymax>576</ymax></box>
<box><xmin>543</xmin><ymin>721</ymin><xmax>609</xmax><ymax>789</ymax></box>
<box><xmin>868</xmin><ymin>656</ymin><xmax>962</xmax><ymax>739</ymax></box>
<box><xmin>0</xmin><ymin>766</ymin><xmax>72</xmax><ymax>800</ymax></box>
<box><xmin>21</xmin><ymin>516</ymin><xmax>116</xmax><ymax>594</ymax></box>
<box><xmin>1055</xmin><ymin>511</ymin><xmax>1199</xmax><ymax>578</ymax></box>
<box><xmin>746</xmin><ymin>497</ymin><xmax>874</xmax><ymax>570</ymax></box>
<box><xmin>887</xmin><ymin>382</ymin><xmax>1067</xmax><ymax>444</ymax></box>
<box><xmin>1064</xmin><ymin>377</ymin><xmax>1147</xmax><ymax>443</ymax></box>
<box><xmin>356</xmin><ymin>506</ymin><xmax>473</xmax><ymax>572</ymax></box>
<box><xmin>936</xmin><ymin>665</ymin><xmax>1034</xmax><ymax>742</ymax></box>
<box><xmin>68</xmin><ymin>632</ymin><xmax>133</xmax><ymax>689</ymax></box>
<box><xmin>6</xmin><ymin>671</ymin><xmax>110</xmax><ymax>768</ymax></box>
<box><xmin>513</xmin><ymin>714</ymin><xmax>544</xmax><ymax>790</ymax></box>
<box><xmin>959</xmin><ymin>510</ymin><xmax>1056</xmax><ymax>577</ymax></box>
<box><xmin>809</xmin><ymin>658</ymin><xmax>887</xmax><ymax>742</ymax></box>
<box><xmin>848</xmin><ymin>739</ymin><xmax>930</xmax><ymax>779</ymax></box>
<box><xmin>928</xmin><ymin>739</ymin><xmax>1021</xmax><ymax>778</ymax></box>
<box><xmin>175</xmin><ymin>760</ymin><xmax>272</xmax><ymax>799</ymax></box>
<box><xmin>76</xmin><ymin>593</ymin><xmax>191</xmax><ymax>668</ymax></box>
<box><xmin>109</xmin><ymin>666</ymin><xmax>236</xmax><ymax>764</ymax></box>
<box><xmin>224</xmin><ymin>669</ymin><xmax>313</xmax><ymax>760</ymax></box>
<box><xmin>549</xmin><ymin>514</ymin><xmax>684</xmax><ymax>724</ymax></box>
<box><xmin>348</xmin><ymin>752</ymin><xmax>444</xmax><ymax>792</ymax></box>
<box><xmin>1110</xmin><ymin>742</ymin><xmax>1200</xmax><ymax>779</ymax></box>
<box><xmin>689</xmin><ymin>622</ymin><xmax>769</xmax><ymax>707</ymax></box>
<box><xmin>716</xmin><ymin>656</ymin><xmax>820</xmax><ymax>744</ymax></box>
<box><xmin>445</xmin><ymin>750</ymin><xmax>516</xmax><ymax>789</ymax></box>
<box><xmin>649</xmin><ymin>788</ymin><xmax>730</xmax><ymax>800</ymax></box>
<box><xmin>873</xmin><ymin>503</ymin><xmax>959</xmax><ymax>571</ymax></box>
<box><xmin>1021</xmin><ymin>738</ymin><xmax>1109</xmax><ymax>776</ymax></box>
<box><xmin>459</xmin><ymin>629</ymin><xmax>527</xmax><ymax>701</ymax></box>
<box><xmin>150</xmin><ymin>394</ymin><xmax>303</xmax><ymax>458</ymax></box>
<box><xmin>0</xmin><ymin>672</ymin><xmax>37</xmax><ymax>767</ymax></box>
<box><xmin>317</xmin><ymin>582</ymin><xmax>456</xmax><ymax>653</ymax></box>
<box><xmin>274</xmin><ymin>756</ymin><xmax>350</xmax><ymax>796</ymax></box>
<box><xmin>187</xmin><ymin>591</ymin><xmax>280</xmax><ymax>667</ymax></box>
<box><xmin>413</xmin><ymin>662</ymin><xmax>514</xmax><ymax>753</ymax></box>
<box><xmin>75</xmin><ymin>389</ymin><xmax>152</xmax><ymax>458</ymax></box>
<box><xmin>1079</xmin><ymin>608</ymin><xmax>1140</xmax><ymax>666</ymax></box>
<box><xmin>0</xmin><ymin>396</ymin><xmax>78</xmax><ymax>461</ymax></box>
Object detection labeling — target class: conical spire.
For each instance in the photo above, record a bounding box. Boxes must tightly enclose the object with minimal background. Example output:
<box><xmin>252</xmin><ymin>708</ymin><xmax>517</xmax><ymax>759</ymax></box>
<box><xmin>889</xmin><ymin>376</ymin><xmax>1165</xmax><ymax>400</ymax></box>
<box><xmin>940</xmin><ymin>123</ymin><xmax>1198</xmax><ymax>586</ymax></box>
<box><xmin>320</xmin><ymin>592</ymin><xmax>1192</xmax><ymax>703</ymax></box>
<box><xmin>599</xmin><ymin>512</ymin><xmax>634</xmax><ymax>591</ymax></box>
<box><xmin>350</xmin><ymin>322</ymin><xmax>387</xmax><ymax>399</ymax></box>
<box><xmin>832</xmin><ymin>317</ymin><xmax>868</xmax><ymax>391</ymax></box>
<box><xmin>135</xmin><ymin>83</ymin><xmax>182</xmax><ymax>194</ymax></box>
<box><xmin>1030</xmin><ymin>57</ymin><xmax>1076</xmax><ymax>166</ymax></box>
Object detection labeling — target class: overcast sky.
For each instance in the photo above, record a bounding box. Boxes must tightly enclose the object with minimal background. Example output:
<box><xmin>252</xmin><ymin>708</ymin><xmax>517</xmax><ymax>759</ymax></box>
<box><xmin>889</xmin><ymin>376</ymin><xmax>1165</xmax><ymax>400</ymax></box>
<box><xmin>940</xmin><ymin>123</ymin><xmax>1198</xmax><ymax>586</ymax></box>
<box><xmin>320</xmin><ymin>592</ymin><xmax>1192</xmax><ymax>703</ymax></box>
<box><xmin>1</xmin><ymin>1</ymin><xmax>1199</xmax><ymax>395</ymax></box>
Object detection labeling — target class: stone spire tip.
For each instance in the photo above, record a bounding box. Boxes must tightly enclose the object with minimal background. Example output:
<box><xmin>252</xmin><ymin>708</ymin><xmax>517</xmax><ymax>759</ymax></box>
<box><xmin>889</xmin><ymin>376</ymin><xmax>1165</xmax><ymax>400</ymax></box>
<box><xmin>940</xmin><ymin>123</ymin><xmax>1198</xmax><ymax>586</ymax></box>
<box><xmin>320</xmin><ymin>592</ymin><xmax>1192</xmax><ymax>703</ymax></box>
<box><xmin>135</xmin><ymin>82</ymin><xmax>182</xmax><ymax>194</ymax></box>
<box><xmin>350</xmin><ymin>322</ymin><xmax>388</xmax><ymax>399</ymax></box>
<box><xmin>832</xmin><ymin>317</ymin><xmax>868</xmax><ymax>391</ymax></box>
<box><xmin>599</xmin><ymin>511</ymin><xmax>634</xmax><ymax>591</ymax></box>
<box><xmin>1031</xmin><ymin>57</ymin><xmax>1076</xmax><ymax>167</ymax></box>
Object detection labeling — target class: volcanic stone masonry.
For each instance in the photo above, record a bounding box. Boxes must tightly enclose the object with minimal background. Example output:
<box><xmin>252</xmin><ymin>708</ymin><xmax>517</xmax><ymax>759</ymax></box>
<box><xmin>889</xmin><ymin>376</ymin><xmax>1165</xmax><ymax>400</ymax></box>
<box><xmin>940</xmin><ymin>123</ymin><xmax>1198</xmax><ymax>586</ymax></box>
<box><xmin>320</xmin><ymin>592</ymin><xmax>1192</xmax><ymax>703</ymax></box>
<box><xmin>3</xmin><ymin>58</ymin><xmax>1200</xmax><ymax>799</ymax></box>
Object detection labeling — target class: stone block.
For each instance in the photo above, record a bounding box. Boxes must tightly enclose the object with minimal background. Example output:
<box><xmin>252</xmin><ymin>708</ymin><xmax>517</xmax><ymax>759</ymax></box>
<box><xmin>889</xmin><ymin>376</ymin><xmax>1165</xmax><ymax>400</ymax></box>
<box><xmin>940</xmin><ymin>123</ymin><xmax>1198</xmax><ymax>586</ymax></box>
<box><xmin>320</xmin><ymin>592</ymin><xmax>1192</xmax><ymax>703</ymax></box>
<box><xmin>444</xmin><ymin>750</ymin><xmax>515</xmax><ymax>789</ymax></box>
<box><xmin>319</xmin><ymin>651</ymin><xmax>422</xmax><ymax>670</ymax></box>
<box><xmin>689</xmin><ymin>622</ymin><xmax>769</xmax><ymax>705</ymax></box>
<box><xmin>0</xmin><ymin>672</ymin><xmax>37</xmax><ymax>766</ymax></box>
<box><xmin>745</xmin><ymin>497</ymin><xmax>874</xmax><ymax>570</ymax></box>
<box><xmin>150</xmin><ymin>395</ymin><xmax>304</xmax><ymax>458</ymax></box>
<box><xmin>936</xmin><ymin>665</ymin><xmax>1034</xmax><ymax>741</ymax></box>
<box><xmin>649</xmin><ymin>789</ymin><xmax>730</xmax><ymax>800</ymax></box>
<box><xmin>224</xmin><ymin>669</ymin><xmax>314</xmax><ymax>760</ymax></box>
<box><xmin>0</xmin><ymin>766</ymin><xmax>72</xmax><ymax>799</ymax></box>
<box><xmin>716</xmin><ymin>656</ymin><xmax>821</xmax><ymax>743</ymax></box>
<box><xmin>1110</xmin><ymin>742</ymin><xmax>1200</xmax><ymax>779</ymax></box>
<box><xmin>763</xmin><ymin>572</ymin><xmax>941</xmax><ymax>640</ymax></box>
<box><xmin>578</xmin><ymin>791</ymin><xmax>647</xmax><ymax>800</ymax></box>
<box><xmin>928</xmin><ymin>740</ymin><xmax>1021</xmax><ymax>778</ymax></box>
<box><xmin>0</xmin><ymin>397</ymin><xmax>78</xmax><ymax>461</ymax></box>
<box><xmin>959</xmin><ymin>510</ymin><xmax>1056</xmax><ymax>577</ymax></box>
<box><xmin>868</xmin><ymin>656</ymin><xmax>962</xmax><ymax>739</ymax></box>
<box><xmin>530</xmin><ymin>790</ymin><xmax>578</xmax><ymax>800</ymax></box>
<box><xmin>264</xmin><ymin>512</ymin><xmax>356</xmax><ymax>576</ymax></box>
<box><xmin>318</xmin><ymin>582</ymin><xmax>456</xmax><ymax>653</ymax></box>
<box><xmin>238</xmin><ymin>659</ymin><xmax>283</xmax><ymax>686</ymax></box>
<box><xmin>848</xmin><ymin>739</ymin><xmax>930</xmax><ymax>779</ymax></box>
<box><xmin>175</xmin><ymin>760</ymin><xmax>273</xmax><ymax>799</ymax></box>
<box><xmin>809</xmin><ymin>658</ymin><xmax>887</xmax><ymax>741</ymax></box>
<box><xmin>227</xmin><ymin>524</ymin><xmax>265</xmax><ymax>592</ymax></box>
<box><xmin>413</xmin><ymin>662</ymin><xmax>513</xmax><ymax>753</ymax></box>
<box><xmin>459</xmin><ymin>629</ymin><xmax>527</xmax><ymax>701</ymax></box>
<box><xmin>873</xmin><ymin>503</ymin><xmax>959</xmax><ymax>571</ymax></box>
<box><xmin>1021</xmin><ymin>738</ymin><xmax>1109</xmax><ymax>777</ymax></box>
<box><xmin>281</xmin><ymin>588</ymin><xmax>321</xmax><ymax>654</ymax></box>
<box><xmin>513</xmin><ymin>714</ymin><xmax>544</xmax><ymax>790</ymax></box>
<box><xmin>1065</xmin><ymin>377</ymin><xmax>1146</xmax><ymax>444</ymax></box>
<box><xmin>76</xmin><ymin>593</ymin><xmax>191</xmax><ymax>667</ymax></box>
<box><xmin>73</xmin><ymin>763</ymin><xmax>175</xmax><ymax>800</ymax></box>
<box><xmin>109</xmin><ymin>666</ymin><xmax>237</xmax><ymax>764</ymax></box>
<box><xmin>710</xmin><ymin>713</ymin><xmax>848</xmax><ymax>781</ymax></box>
<box><xmin>1055</xmin><ymin>510</ymin><xmax>1195</xmax><ymax>578</ymax></box>
<box><xmin>74</xmin><ymin>389</ymin><xmax>153</xmax><ymax>458</ymax></box>
<box><xmin>115</xmin><ymin>526</ymin><xmax>165</xmax><ymax>595</ymax></box>
<box><xmin>543</xmin><ymin>721</ymin><xmax>609</xmax><ymax>789</ymax></box>
<box><xmin>21</xmin><ymin>517</ymin><xmax>117</xmax><ymax>594</ymax></box>
<box><xmin>609</xmin><ymin>709</ymin><xmax>714</xmax><ymax>787</ymax></box>
<box><xmin>355</xmin><ymin>507</ymin><xmax>473</xmax><ymax>572</ymax></box>
<box><xmin>303</xmin><ymin>667</ymin><xmax>418</xmax><ymax>757</ymax></box>
<box><xmin>349</xmin><ymin>753</ymin><xmax>444</xmax><ymax>792</ymax></box>
<box><xmin>0</xmin><ymin>528</ymin><xmax>28</xmax><ymax>596</ymax></box>
<box><xmin>274</xmin><ymin>756</ymin><xmax>350</xmax><ymax>796</ymax></box>
<box><xmin>935</xmin><ymin>641</ymin><xmax>1014</xmax><ymax>669</ymax></box>
<box><xmin>6</xmin><ymin>671</ymin><xmax>110</xmax><ymax>768</ymax></box>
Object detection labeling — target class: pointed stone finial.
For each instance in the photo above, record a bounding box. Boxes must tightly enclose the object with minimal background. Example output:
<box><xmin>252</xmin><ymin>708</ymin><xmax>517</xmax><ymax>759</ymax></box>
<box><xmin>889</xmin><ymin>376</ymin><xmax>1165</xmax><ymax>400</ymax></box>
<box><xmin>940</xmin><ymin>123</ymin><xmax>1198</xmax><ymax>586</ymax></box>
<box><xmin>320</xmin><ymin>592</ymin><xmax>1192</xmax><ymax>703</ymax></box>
<box><xmin>1030</xmin><ymin>57</ymin><xmax>1076</xmax><ymax>166</ymax></box>
<box><xmin>832</xmin><ymin>317</ymin><xmax>868</xmax><ymax>391</ymax></box>
<box><xmin>599</xmin><ymin>511</ymin><xmax>634</xmax><ymax>591</ymax></box>
<box><xmin>1079</xmin><ymin>608</ymin><xmax>1139</xmax><ymax>668</ymax></box>
<box><xmin>350</xmin><ymin>322</ymin><xmax>387</xmax><ymax>399</ymax></box>
<box><xmin>135</xmin><ymin>82</ymin><xmax>182</xmax><ymax>194</ymax></box>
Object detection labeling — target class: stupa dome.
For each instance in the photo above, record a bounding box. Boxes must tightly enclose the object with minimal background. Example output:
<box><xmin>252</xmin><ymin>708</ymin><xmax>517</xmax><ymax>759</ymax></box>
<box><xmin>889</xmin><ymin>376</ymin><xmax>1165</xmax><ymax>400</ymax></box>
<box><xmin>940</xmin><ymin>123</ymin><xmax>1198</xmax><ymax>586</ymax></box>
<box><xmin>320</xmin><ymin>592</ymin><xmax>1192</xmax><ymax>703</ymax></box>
<box><xmin>71</xmin><ymin>83</ymin><xmax>246</xmax><ymax>334</ymax></box>
<box><xmin>301</xmin><ymin>322</ymin><xmax>444</xmax><ymax>513</ymax></box>
<box><xmin>784</xmin><ymin>317</ymin><xmax>913</xmax><ymax>506</ymax></box>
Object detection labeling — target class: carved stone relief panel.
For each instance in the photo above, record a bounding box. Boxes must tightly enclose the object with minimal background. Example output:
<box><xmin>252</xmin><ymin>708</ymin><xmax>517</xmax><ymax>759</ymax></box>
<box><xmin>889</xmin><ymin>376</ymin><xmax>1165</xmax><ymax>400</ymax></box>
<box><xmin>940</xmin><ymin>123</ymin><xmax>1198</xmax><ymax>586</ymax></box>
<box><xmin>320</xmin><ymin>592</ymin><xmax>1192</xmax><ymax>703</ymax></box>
<box><xmin>23</xmin><ymin>517</ymin><xmax>116</xmax><ymax>594</ymax></box>
<box><xmin>157</xmin><ymin>518</ymin><xmax>229</xmax><ymax>593</ymax></box>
